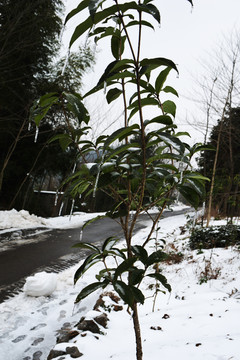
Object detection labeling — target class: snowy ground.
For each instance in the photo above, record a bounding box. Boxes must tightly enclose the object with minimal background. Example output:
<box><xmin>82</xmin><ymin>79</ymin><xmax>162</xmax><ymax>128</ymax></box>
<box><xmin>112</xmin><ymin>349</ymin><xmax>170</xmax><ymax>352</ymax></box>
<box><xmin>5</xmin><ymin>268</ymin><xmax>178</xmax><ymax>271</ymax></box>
<box><xmin>0</xmin><ymin>207</ymin><xmax>239</xmax><ymax>360</ymax></box>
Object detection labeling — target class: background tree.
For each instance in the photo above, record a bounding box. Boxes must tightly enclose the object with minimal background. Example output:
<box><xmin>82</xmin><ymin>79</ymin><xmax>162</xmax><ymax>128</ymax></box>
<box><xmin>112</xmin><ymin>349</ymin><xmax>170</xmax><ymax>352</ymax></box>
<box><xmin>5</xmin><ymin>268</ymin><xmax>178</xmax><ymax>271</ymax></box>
<box><xmin>198</xmin><ymin>107</ymin><xmax>240</xmax><ymax>219</ymax></box>
<box><xmin>0</xmin><ymin>0</ymin><xmax>95</xmax><ymax>212</ymax></box>
<box><xmin>189</xmin><ymin>31</ymin><xmax>240</xmax><ymax>224</ymax></box>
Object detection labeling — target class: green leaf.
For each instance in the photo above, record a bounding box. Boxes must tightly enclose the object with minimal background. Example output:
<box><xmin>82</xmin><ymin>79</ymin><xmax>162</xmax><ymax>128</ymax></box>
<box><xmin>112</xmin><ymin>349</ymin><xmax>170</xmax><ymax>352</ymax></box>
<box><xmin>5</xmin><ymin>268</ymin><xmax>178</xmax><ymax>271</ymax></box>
<box><xmin>130</xmin><ymin>268</ymin><xmax>145</xmax><ymax>285</ymax></box>
<box><xmin>82</xmin><ymin>215</ymin><xmax>106</xmax><ymax>230</ymax></box>
<box><xmin>75</xmin><ymin>280</ymin><xmax>108</xmax><ymax>303</ymax></box>
<box><xmin>102</xmin><ymin>236</ymin><xmax>119</xmax><ymax>252</ymax></box>
<box><xmin>162</xmin><ymin>86</ymin><xmax>179</xmax><ymax>97</ymax></box>
<box><xmin>104</xmin><ymin>142</ymin><xmax>140</xmax><ymax>162</ymax></box>
<box><xmin>89</xmin><ymin>0</ymin><xmax>102</xmax><ymax>19</ymax></box>
<box><xmin>131</xmin><ymin>245</ymin><xmax>148</xmax><ymax>264</ymax></box>
<box><xmin>155</xmin><ymin>67</ymin><xmax>171</xmax><ymax>94</ymax></box>
<box><xmin>68</xmin><ymin>2</ymin><xmax>163</xmax><ymax>49</ymax></box>
<box><xmin>144</xmin><ymin>115</ymin><xmax>173</xmax><ymax>127</ymax></box>
<box><xmin>72</xmin><ymin>242</ymin><xmax>100</xmax><ymax>252</ymax></box>
<box><xmin>147</xmin><ymin>273</ymin><xmax>171</xmax><ymax>292</ymax></box>
<box><xmin>64</xmin><ymin>92</ymin><xmax>90</xmax><ymax>124</ymax></box>
<box><xmin>106</xmin><ymin>88</ymin><xmax>122</xmax><ymax>104</ymax></box>
<box><xmin>178</xmin><ymin>185</ymin><xmax>200</xmax><ymax>209</ymax></box>
<box><xmin>128</xmin><ymin>97</ymin><xmax>159</xmax><ymax>110</ymax></box>
<box><xmin>114</xmin><ymin>281</ymin><xmax>134</xmax><ymax>307</ymax></box>
<box><xmin>30</xmin><ymin>93</ymin><xmax>59</xmax><ymax>127</ymax></box>
<box><xmin>189</xmin><ymin>144</ymin><xmax>216</xmax><ymax>155</ymax></box>
<box><xmin>129</xmin><ymin>79</ymin><xmax>155</xmax><ymax>94</ymax></box>
<box><xmin>131</xmin><ymin>286</ymin><xmax>145</xmax><ymax>304</ymax></box>
<box><xmin>140</xmin><ymin>57</ymin><xmax>178</xmax><ymax>74</ymax></box>
<box><xmin>111</xmin><ymin>33</ymin><xmax>126</xmax><ymax>60</ymax></box>
<box><xmin>114</xmin><ymin>257</ymin><xmax>137</xmax><ymax>282</ymax></box>
<box><xmin>74</xmin><ymin>254</ymin><xmax>101</xmax><ymax>284</ymax></box>
<box><xmin>104</xmin><ymin>124</ymin><xmax>139</xmax><ymax>148</ymax></box>
<box><xmin>185</xmin><ymin>173</ymin><xmax>210</xmax><ymax>182</ymax></box>
<box><xmin>125</xmin><ymin>20</ymin><xmax>154</xmax><ymax>30</ymax></box>
<box><xmin>140</xmin><ymin>3</ymin><xmax>160</xmax><ymax>23</ymax></box>
<box><xmin>64</xmin><ymin>0</ymin><xmax>90</xmax><ymax>25</ymax></box>
<box><xmin>97</xmin><ymin>59</ymin><xmax>134</xmax><ymax>85</ymax></box>
<box><xmin>108</xmin><ymin>247</ymin><xmax>127</xmax><ymax>260</ymax></box>
<box><xmin>162</xmin><ymin>100</ymin><xmax>176</xmax><ymax>117</ymax></box>
<box><xmin>49</xmin><ymin>134</ymin><xmax>72</xmax><ymax>151</ymax></box>
<box><xmin>146</xmin><ymin>250</ymin><xmax>168</xmax><ymax>266</ymax></box>
<box><xmin>157</xmin><ymin>132</ymin><xmax>185</xmax><ymax>154</ymax></box>
<box><xmin>184</xmin><ymin>177</ymin><xmax>206</xmax><ymax>196</ymax></box>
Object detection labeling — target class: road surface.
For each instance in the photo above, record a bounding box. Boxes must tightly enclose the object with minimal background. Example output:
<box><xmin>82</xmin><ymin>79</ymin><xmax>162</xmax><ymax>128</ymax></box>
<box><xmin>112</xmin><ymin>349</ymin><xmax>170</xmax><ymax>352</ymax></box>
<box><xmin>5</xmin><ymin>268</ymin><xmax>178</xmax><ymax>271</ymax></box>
<box><xmin>0</xmin><ymin>209</ymin><xmax>188</xmax><ymax>302</ymax></box>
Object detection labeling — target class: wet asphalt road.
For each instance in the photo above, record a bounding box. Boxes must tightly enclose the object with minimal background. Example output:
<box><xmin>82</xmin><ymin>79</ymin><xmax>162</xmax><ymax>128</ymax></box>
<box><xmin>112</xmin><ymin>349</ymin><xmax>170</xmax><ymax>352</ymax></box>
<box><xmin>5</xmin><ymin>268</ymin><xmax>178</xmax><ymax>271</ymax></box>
<box><xmin>0</xmin><ymin>209</ymin><xmax>188</xmax><ymax>302</ymax></box>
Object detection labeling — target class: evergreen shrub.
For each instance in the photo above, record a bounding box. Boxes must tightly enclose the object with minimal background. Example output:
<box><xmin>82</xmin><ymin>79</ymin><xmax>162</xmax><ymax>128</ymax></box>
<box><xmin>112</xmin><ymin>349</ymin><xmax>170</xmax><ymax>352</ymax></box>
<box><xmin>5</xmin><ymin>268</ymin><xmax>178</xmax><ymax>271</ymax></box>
<box><xmin>189</xmin><ymin>225</ymin><xmax>240</xmax><ymax>250</ymax></box>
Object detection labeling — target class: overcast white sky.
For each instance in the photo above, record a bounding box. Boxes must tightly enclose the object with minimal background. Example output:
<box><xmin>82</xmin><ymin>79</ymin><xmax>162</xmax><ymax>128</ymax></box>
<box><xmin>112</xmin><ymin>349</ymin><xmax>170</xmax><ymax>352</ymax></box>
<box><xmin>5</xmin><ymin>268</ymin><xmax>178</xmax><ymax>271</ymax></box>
<box><xmin>62</xmin><ymin>0</ymin><xmax>240</xmax><ymax>143</ymax></box>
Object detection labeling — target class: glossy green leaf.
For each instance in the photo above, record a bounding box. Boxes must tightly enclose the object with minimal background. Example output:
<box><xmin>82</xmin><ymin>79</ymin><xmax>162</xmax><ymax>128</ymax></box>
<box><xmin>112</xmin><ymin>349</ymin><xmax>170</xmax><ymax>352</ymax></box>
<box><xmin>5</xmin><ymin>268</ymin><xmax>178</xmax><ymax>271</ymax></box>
<box><xmin>185</xmin><ymin>177</ymin><xmax>205</xmax><ymax>196</ymax></box>
<box><xmin>105</xmin><ymin>142</ymin><xmax>140</xmax><ymax>162</ymax></box>
<box><xmin>131</xmin><ymin>245</ymin><xmax>148</xmax><ymax>264</ymax></box>
<box><xmin>30</xmin><ymin>93</ymin><xmax>59</xmax><ymax>127</ymax></box>
<box><xmin>104</xmin><ymin>124</ymin><xmax>139</xmax><ymax>148</ymax></box>
<box><xmin>189</xmin><ymin>144</ymin><xmax>216</xmax><ymax>155</ymax></box>
<box><xmin>162</xmin><ymin>86</ymin><xmax>179</xmax><ymax>97</ymax></box>
<box><xmin>48</xmin><ymin>134</ymin><xmax>72</xmax><ymax>150</ymax></box>
<box><xmin>75</xmin><ymin>280</ymin><xmax>108</xmax><ymax>303</ymax></box>
<box><xmin>102</xmin><ymin>236</ymin><xmax>119</xmax><ymax>252</ymax></box>
<box><xmin>146</xmin><ymin>250</ymin><xmax>168</xmax><ymax>266</ymax></box>
<box><xmin>108</xmin><ymin>248</ymin><xmax>127</xmax><ymax>260</ymax></box>
<box><xmin>125</xmin><ymin>20</ymin><xmax>154</xmax><ymax>30</ymax></box>
<box><xmin>147</xmin><ymin>273</ymin><xmax>171</xmax><ymax>292</ymax></box>
<box><xmin>144</xmin><ymin>115</ymin><xmax>173</xmax><ymax>127</ymax></box>
<box><xmin>114</xmin><ymin>281</ymin><xmax>134</xmax><ymax>307</ymax></box>
<box><xmin>111</xmin><ymin>34</ymin><xmax>126</xmax><ymax>60</ymax></box>
<box><xmin>69</xmin><ymin>2</ymin><xmax>160</xmax><ymax>48</ymax></box>
<box><xmin>71</xmin><ymin>180</ymin><xmax>90</xmax><ymax>197</ymax></box>
<box><xmin>162</xmin><ymin>100</ymin><xmax>176</xmax><ymax>117</ymax></box>
<box><xmin>157</xmin><ymin>132</ymin><xmax>185</xmax><ymax>154</ymax></box>
<box><xmin>178</xmin><ymin>185</ymin><xmax>200</xmax><ymax>209</ymax></box>
<box><xmin>155</xmin><ymin>67</ymin><xmax>171</xmax><ymax>94</ymax></box>
<box><xmin>114</xmin><ymin>257</ymin><xmax>137</xmax><ymax>282</ymax></box>
<box><xmin>74</xmin><ymin>254</ymin><xmax>101</xmax><ymax>284</ymax></box>
<box><xmin>89</xmin><ymin>0</ymin><xmax>102</xmax><ymax>19</ymax></box>
<box><xmin>98</xmin><ymin>59</ymin><xmax>134</xmax><ymax>84</ymax></box>
<box><xmin>128</xmin><ymin>97</ymin><xmax>159</xmax><ymax>110</ymax></box>
<box><xmin>140</xmin><ymin>57</ymin><xmax>178</xmax><ymax>74</ymax></box>
<box><xmin>140</xmin><ymin>3</ymin><xmax>160</xmax><ymax>23</ymax></box>
<box><xmin>64</xmin><ymin>92</ymin><xmax>90</xmax><ymax>124</ymax></box>
<box><xmin>82</xmin><ymin>215</ymin><xmax>106</xmax><ymax>230</ymax></box>
<box><xmin>106</xmin><ymin>88</ymin><xmax>122</xmax><ymax>104</ymax></box>
<box><xmin>72</xmin><ymin>242</ymin><xmax>100</xmax><ymax>252</ymax></box>
<box><xmin>185</xmin><ymin>173</ymin><xmax>210</xmax><ymax>182</ymax></box>
<box><xmin>130</xmin><ymin>268</ymin><xmax>145</xmax><ymax>285</ymax></box>
<box><xmin>131</xmin><ymin>286</ymin><xmax>145</xmax><ymax>304</ymax></box>
<box><xmin>64</xmin><ymin>0</ymin><xmax>89</xmax><ymax>25</ymax></box>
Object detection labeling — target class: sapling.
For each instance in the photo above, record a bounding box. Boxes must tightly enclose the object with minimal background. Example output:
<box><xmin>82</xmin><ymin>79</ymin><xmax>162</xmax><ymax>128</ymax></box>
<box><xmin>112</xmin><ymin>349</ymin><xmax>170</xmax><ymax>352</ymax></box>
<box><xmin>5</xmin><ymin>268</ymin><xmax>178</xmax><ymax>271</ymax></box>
<box><xmin>30</xmin><ymin>1</ymin><xmax>210</xmax><ymax>359</ymax></box>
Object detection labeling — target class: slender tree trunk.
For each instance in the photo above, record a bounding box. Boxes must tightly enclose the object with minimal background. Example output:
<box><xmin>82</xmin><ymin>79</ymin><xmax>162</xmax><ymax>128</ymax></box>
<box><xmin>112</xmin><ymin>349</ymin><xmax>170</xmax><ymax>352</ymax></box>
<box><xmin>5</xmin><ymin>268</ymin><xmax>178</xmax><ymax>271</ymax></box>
<box><xmin>206</xmin><ymin>54</ymin><xmax>236</xmax><ymax>226</ymax></box>
<box><xmin>132</xmin><ymin>302</ymin><xmax>143</xmax><ymax>360</ymax></box>
<box><xmin>206</xmin><ymin>116</ymin><xmax>224</xmax><ymax>226</ymax></box>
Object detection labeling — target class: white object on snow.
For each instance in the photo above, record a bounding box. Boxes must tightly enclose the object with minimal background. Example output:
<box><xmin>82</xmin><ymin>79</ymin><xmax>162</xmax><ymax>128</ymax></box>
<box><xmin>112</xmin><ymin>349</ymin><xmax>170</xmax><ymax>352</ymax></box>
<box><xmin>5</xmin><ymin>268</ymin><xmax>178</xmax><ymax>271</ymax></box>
<box><xmin>23</xmin><ymin>271</ymin><xmax>57</xmax><ymax>297</ymax></box>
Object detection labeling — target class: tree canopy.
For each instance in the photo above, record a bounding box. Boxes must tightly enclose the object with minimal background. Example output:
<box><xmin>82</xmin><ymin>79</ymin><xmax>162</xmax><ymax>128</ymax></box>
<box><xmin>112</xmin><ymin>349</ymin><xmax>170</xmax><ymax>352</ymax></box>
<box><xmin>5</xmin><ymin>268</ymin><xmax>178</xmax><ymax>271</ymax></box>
<box><xmin>198</xmin><ymin>107</ymin><xmax>240</xmax><ymax>218</ymax></box>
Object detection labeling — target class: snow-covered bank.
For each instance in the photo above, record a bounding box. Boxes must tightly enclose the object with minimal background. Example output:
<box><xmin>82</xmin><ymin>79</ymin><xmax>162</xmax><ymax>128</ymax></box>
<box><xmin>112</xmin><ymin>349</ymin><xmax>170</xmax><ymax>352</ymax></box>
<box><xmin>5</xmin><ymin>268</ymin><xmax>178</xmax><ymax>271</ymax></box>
<box><xmin>0</xmin><ymin>208</ymin><xmax>106</xmax><ymax>234</ymax></box>
<box><xmin>0</xmin><ymin>208</ymin><xmax>239</xmax><ymax>360</ymax></box>
<box><xmin>0</xmin><ymin>204</ymin><xmax>187</xmax><ymax>233</ymax></box>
